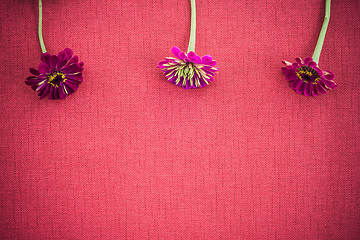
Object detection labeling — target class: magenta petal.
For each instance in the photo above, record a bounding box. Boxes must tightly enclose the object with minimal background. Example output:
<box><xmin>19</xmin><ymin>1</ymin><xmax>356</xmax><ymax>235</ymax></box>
<box><xmin>282</xmin><ymin>60</ymin><xmax>293</xmax><ymax>67</ymax></box>
<box><xmin>303</xmin><ymin>56</ymin><xmax>313</xmax><ymax>65</ymax></box>
<box><xmin>29</xmin><ymin>68</ymin><xmax>40</xmax><ymax>76</ymax></box>
<box><xmin>62</xmin><ymin>64</ymin><xmax>83</xmax><ymax>74</ymax></box>
<box><xmin>188</xmin><ymin>52</ymin><xmax>201</xmax><ymax>63</ymax></box>
<box><xmin>208</xmin><ymin>60</ymin><xmax>217</xmax><ymax>66</ymax></box>
<box><xmin>295</xmin><ymin>57</ymin><xmax>303</xmax><ymax>65</ymax></box>
<box><xmin>296</xmin><ymin>81</ymin><xmax>306</xmax><ymax>94</ymax></box>
<box><xmin>322</xmin><ymin>79</ymin><xmax>337</xmax><ymax>89</ymax></box>
<box><xmin>49</xmin><ymin>55</ymin><xmax>58</xmax><ymax>69</ymax></box>
<box><xmin>292</xmin><ymin>63</ymin><xmax>299</xmax><ymax>69</ymax></box>
<box><xmin>57</xmin><ymin>59</ymin><xmax>68</xmax><ymax>70</ymax></box>
<box><xmin>323</xmin><ymin>70</ymin><xmax>335</xmax><ymax>80</ymax></box>
<box><xmin>201</xmin><ymin>55</ymin><xmax>212</xmax><ymax>64</ymax></box>
<box><xmin>312</xmin><ymin>84</ymin><xmax>319</xmax><ymax>96</ymax></box>
<box><xmin>39</xmin><ymin>84</ymin><xmax>50</xmax><ymax>99</ymax></box>
<box><xmin>171</xmin><ymin>46</ymin><xmax>181</xmax><ymax>58</ymax></box>
<box><xmin>53</xmin><ymin>87</ymin><xmax>59</xmax><ymax>99</ymax></box>
<box><xmin>64</xmin><ymin>48</ymin><xmax>73</xmax><ymax>58</ymax></box>
<box><xmin>48</xmin><ymin>86</ymin><xmax>55</xmax><ymax>99</ymax></box>
<box><xmin>308</xmin><ymin>61</ymin><xmax>317</xmax><ymax>68</ymax></box>
<box><xmin>304</xmin><ymin>83</ymin><xmax>313</xmax><ymax>96</ymax></box>
<box><xmin>178</xmin><ymin>52</ymin><xmax>187</xmax><ymax>60</ymax></box>
<box><xmin>290</xmin><ymin>78</ymin><xmax>301</xmax><ymax>90</ymax></box>
<box><xmin>64</xmin><ymin>81</ymin><xmax>79</xmax><ymax>91</ymax></box>
<box><xmin>281</xmin><ymin>66</ymin><xmax>292</xmax><ymax>74</ymax></box>
<box><xmin>59</xmin><ymin>83</ymin><xmax>67</xmax><ymax>99</ymax></box>
<box><xmin>314</xmin><ymin>67</ymin><xmax>323</xmax><ymax>76</ymax></box>
<box><xmin>58</xmin><ymin>50</ymin><xmax>65</xmax><ymax>61</ymax></box>
<box><xmin>317</xmin><ymin>83</ymin><xmax>327</xmax><ymax>94</ymax></box>
<box><xmin>41</xmin><ymin>52</ymin><xmax>50</xmax><ymax>63</ymax></box>
<box><xmin>68</xmin><ymin>55</ymin><xmax>79</xmax><ymax>65</ymax></box>
<box><xmin>38</xmin><ymin>63</ymin><xmax>50</xmax><ymax>74</ymax></box>
<box><xmin>285</xmin><ymin>73</ymin><xmax>298</xmax><ymax>82</ymax></box>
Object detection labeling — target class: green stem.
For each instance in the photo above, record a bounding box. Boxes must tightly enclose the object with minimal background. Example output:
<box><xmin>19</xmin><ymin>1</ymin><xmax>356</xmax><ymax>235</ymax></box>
<box><xmin>39</xmin><ymin>0</ymin><xmax>47</xmax><ymax>53</ymax></box>
<box><xmin>312</xmin><ymin>0</ymin><xmax>330</xmax><ymax>63</ymax></box>
<box><xmin>187</xmin><ymin>0</ymin><xmax>196</xmax><ymax>53</ymax></box>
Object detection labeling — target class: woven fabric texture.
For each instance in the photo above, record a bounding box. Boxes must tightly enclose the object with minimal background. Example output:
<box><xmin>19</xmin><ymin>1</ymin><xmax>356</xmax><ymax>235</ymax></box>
<box><xmin>0</xmin><ymin>0</ymin><xmax>359</xmax><ymax>239</ymax></box>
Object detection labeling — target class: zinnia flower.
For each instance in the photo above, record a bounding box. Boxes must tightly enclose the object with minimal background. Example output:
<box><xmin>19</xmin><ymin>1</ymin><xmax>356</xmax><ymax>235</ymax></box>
<box><xmin>25</xmin><ymin>48</ymin><xmax>84</xmax><ymax>99</ymax></box>
<box><xmin>281</xmin><ymin>57</ymin><xmax>336</xmax><ymax>96</ymax></box>
<box><xmin>158</xmin><ymin>46</ymin><xmax>218</xmax><ymax>89</ymax></box>
<box><xmin>159</xmin><ymin>0</ymin><xmax>218</xmax><ymax>89</ymax></box>
<box><xmin>281</xmin><ymin>0</ymin><xmax>336</xmax><ymax>96</ymax></box>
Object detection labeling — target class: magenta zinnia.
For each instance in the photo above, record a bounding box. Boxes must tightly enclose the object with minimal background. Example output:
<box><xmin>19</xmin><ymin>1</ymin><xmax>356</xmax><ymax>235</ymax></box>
<box><xmin>26</xmin><ymin>0</ymin><xmax>84</xmax><ymax>100</ymax></box>
<box><xmin>26</xmin><ymin>48</ymin><xmax>84</xmax><ymax>99</ymax></box>
<box><xmin>281</xmin><ymin>57</ymin><xmax>336</xmax><ymax>96</ymax></box>
<box><xmin>159</xmin><ymin>0</ymin><xmax>218</xmax><ymax>89</ymax></box>
<box><xmin>158</xmin><ymin>46</ymin><xmax>218</xmax><ymax>89</ymax></box>
<box><xmin>281</xmin><ymin>0</ymin><xmax>336</xmax><ymax>96</ymax></box>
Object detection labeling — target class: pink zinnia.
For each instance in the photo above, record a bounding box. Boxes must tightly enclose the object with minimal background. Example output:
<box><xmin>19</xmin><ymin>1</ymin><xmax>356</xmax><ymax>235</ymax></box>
<box><xmin>158</xmin><ymin>46</ymin><xmax>218</xmax><ymax>89</ymax></box>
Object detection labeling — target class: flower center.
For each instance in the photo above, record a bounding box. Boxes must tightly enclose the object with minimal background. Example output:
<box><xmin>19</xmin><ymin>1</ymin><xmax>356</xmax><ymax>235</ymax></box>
<box><xmin>297</xmin><ymin>66</ymin><xmax>320</xmax><ymax>84</ymax></box>
<box><xmin>47</xmin><ymin>72</ymin><xmax>66</xmax><ymax>87</ymax></box>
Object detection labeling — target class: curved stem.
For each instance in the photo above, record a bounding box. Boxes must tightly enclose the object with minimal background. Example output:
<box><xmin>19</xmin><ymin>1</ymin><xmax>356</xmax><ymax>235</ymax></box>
<box><xmin>312</xmin><ymin>0</ymin><xmax>330</xmax><ymax>63</ymax></box>
<box><xmin>187</xmin><ymin>0</ymin><xmax>196</xmax><ymax>53</ymax></box>
<box><xmin>39</xmin><ymin>0</ymin><xmax>47</xmax><ymax>53</ymax></box>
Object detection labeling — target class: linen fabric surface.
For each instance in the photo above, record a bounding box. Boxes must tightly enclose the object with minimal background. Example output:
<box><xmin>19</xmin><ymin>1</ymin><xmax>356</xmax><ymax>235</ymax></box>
<box><xmin>0</xmin><ymin>0</ymin><xmax>359</xmax><ymax>239</ymax></box>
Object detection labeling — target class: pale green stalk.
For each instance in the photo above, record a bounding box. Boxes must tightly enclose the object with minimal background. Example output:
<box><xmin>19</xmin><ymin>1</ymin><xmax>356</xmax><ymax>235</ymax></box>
<box><xmin>312</xmin><ymin>0</ymin><xmax>330</xmax><ymax>63</ymax></box>
<box><xmin>39</xmin><ymin>0</ymin><xmax>47</xmax><ymax>53</ymax></box>
<box><xmin>187</xmin><ymin>0</ymin><xmax>196</xmax><ymax>53</ymax></box>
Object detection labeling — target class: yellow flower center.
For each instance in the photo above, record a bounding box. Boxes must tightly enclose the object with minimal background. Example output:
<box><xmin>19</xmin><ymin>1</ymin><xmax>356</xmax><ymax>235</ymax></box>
<box><xmin>47</xmin><ymin>72</ymin><xmax>66</xmax><ymax>87</ymax></box>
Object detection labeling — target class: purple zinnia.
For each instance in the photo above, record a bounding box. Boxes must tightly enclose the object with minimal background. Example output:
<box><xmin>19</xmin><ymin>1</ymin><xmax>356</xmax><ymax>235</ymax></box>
<box><xmin>26</xmin><ymin>0</ymin><xmax>84</xmax><ymax>100</ymax></box>
<box><xmin>281</xmin><ymin>57</ymin><xmax>336</xmax><ymax>96</ymax></box>
<box><xmin>282</xmin><ymin>0</ymin><xmax>336</xmax><ymax>96</ymax></box>
<box><xmin>158</xmin><ymin>46</ymin><xmax>218</xmax><ymax>89</ymax></box>
<box><xmin>26</xmin><ymin>48</ymin><xmax>84</xmax><ymax>99</ymax></box>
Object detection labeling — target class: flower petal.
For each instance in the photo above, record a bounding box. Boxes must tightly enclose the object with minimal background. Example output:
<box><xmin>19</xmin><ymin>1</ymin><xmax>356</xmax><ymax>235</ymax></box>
<box><xmin>282</xmin><ymin>60</ymin><xmax>293</xmax><ymax>67</ymax></box>
<box><xmin>290</xmin><ymin>78</ymin><xmax>301</xmax><ymax>91</ymax></box>
<box><xmin>41</xmin><ymin>52</ymin><xmax>50</xmax><ymax>64</ymax></box>
<box><xmin>49</xmin><ymin>55</ymin><xmax>58</xmax><ymax>69</ymax></box>
<box><xmin>296</xmin><ymin>81</ymin><xmax>306</xmax><ymax>94</ymax></box>
<box><xmin>29</xmin><ymin>68</ymin><xmax>40</xmax><ymax>76</ymax></box>
<box><xmin>316</xmin><ymin>82</ymin><xmax>327</xmax><ymax>94</ymax></box>
<box><xmin>39</xmin><ymin>84</ymin><xmax>50</xmax><ymax>99</ymax></box>
<box><xmin>38</xmin><ymin>63</ymin><xmax>50</xmax><ymax>74</ymax></box>
<box><xmin>68</xmin><ymin>55</ymin><xmax>79</xmax><ymax>65</ymax></box>
<box><xmin>320</xmin><ymin>79</ymin><xmax>337</xmax><ymax>89</ymax></box>
<box><xmin>304</xmin><ymin>83</ymin><xmax>313</xmax><ymax>96</ymax></box>
<box><xmin>64</xmin><ymin>48</ymin><xmax>73</xmax><ymax>59</ymax></box>
<box><xmin>323</xmin><ymin>70</ymin><xmax>335</xmax><ymax>80</ymax></box>
<box><xmin>202</xmin><ymin>55</ymin><xmax>212</xmax><ymax>64</ymax></box>
<box><xmin>171</xmin><ymin>46</ymin><xmax>181</xmax><ymax>58</ymax></box>
<box><xmin>314</xmin><ymin>67</ymin><xmax>323</xmax><ymax>76</ymax></box>
<box><xmin>61</xmin><ymin>64</ymin><xmax>83</xmax><ymax>74</ymax></box>
<box><xmin>59</xmin><ymin>83</ymin><xmax>67</xmax><ymax>99</ymax></box>
<box><xmin>188</xmin><ymin>51</ymin><xmax>201</xmax><ymax>63</ymax></box>
<box><xmin>178</xmin><ymin>51</ymin><xmax>187</xmax><ymax>60</ymax></box>
<box><xmin>312</xmin><ymin>84</ymin><xmax>319</xmax><ymax>96</ymax></box>
<box><xmin>285</xmin><ymin>73</ymin><xmax>298</xmax><ymax>82</ymax></box>
<box><xmin>308</xmin><ymin>61</ymin><xmax>317</xmax><ymax>68</ymax></box>
<box><xmin>303</xmin><ymin>56</ymin><xmax>313</xmax><ymax>65</ymax></box>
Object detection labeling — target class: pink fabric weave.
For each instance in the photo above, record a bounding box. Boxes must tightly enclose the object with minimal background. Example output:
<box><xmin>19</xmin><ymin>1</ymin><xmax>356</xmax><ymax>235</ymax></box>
<box><xmin>0</xmin><ymin>0</ymin><xmax>359</xmax><ymax>239</ymax></box>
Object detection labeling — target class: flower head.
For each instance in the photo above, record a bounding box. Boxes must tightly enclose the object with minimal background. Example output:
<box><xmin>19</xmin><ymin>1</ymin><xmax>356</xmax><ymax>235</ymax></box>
<box><xmin>25</xmin><ymin>48</ymin><xmax>84</xmax><ymax>99</ymax></box>
<box><xmin>281</xmin><ymin>57</ymin><xmax>336</xmax><ymax>96</ymax></box>
<box><xmin>158</xmin><ymin>46</ymin><xmax>218</xmax><ymax>89</ymax></box>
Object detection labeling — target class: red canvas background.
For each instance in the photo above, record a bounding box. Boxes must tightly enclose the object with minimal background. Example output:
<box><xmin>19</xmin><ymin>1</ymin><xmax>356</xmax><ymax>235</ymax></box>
<box><xmin>0</xmin><ymin>0</ymin><xmax>359</xmax><ymax>239</ymax></box>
